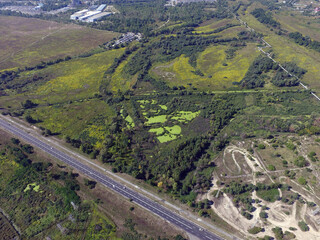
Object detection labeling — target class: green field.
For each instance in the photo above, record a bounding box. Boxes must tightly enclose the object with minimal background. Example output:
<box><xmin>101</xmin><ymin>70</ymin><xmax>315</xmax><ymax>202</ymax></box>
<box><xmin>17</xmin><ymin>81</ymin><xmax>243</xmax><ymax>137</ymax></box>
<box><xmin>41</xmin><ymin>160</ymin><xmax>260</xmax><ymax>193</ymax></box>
<box><xmin>151</xmin><ymin>43</ymin><xmax>259</xmax><ymax>90</ymax></box>
<box><xmin>28</xmin><ymin>99</ymin><xmax>115</xmax><ymax>147</ymax></box>
<box><xmin>1</xmin><ymin>48</ymin><xmax>125</xmax><ymax>105</ymax></box>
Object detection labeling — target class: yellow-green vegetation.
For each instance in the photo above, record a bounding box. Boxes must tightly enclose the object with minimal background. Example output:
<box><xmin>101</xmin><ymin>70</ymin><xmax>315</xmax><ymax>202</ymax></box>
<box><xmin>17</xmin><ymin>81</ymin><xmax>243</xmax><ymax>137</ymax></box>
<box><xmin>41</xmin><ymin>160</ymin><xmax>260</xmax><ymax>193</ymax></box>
<box><xmin>109</xmin><ymin>55</ymin><xmax>138</xmax><ymax>92</ymax></box>
<box><xmin>165</xmin><ymin>125</ymin><xmax>181</xmax><ymax>134</ymax></box>
<box><xmin>151</xmin><ymin>44</ymin><xmax>258</xmax><ymax>90</ymax></box>
<box><xmin>159</xmin><ymin>105</ymin><xmax>167</xmax><ymax>110</ymax></box>
<box><xmin>137</xmin><ymin>100</ymin><xmax>151</xmax><ymax>104</ymax></box>
<box><xmin>120</xmin><ymin>109</ymin><xmax>135</xmax><ymax>129</ymax></box>
<box><xmin>0</xmin><ymin>16</ymin><xmax>118</xmax><ymax>70</ymax></box>
<box><xmin>145</xmin><ymin>115</ymin><xmax>167</xmax><ymax>124</ymax></box>
<box><xmin>85</xmin><ymin>203</ymin><xmax>117</xmax><ymax>240</ymax></box>
<box><xmin>274</xmin><ymin>11</ymin><xmax>320</xmax><ymax>42</ymax></box>
<box><xmin>125</xmin><ymin>115</ymin><xmax>135</xmax><ymax>128</ymax></box>
<box><xmin>34</xmin><ymin>49</ymin><xmax>124</xmax><ymax>99</ymax></box>
<box><xmin>240</xmin><ymin>3</ymin><xmax>320</xmax><ymax>90</ymax></box>
<box><xmin>171</xmin><ymin>111</ymin><xmax>200</xmax><ymax>122</ymax></box>
<box><xmin>85</xmin><ymin>125</ymin><xmax>107</xmax><ymax>149</ymax></box>
<box><xmin>193</xmin><ymin>18</ymin><xmax>246</xmax><ymax>38</ymax></box>
<box><xmin>256</xmin><ymin>188</ymin><xmax>280</xmax><ymax>202</ymax></box>
<box><xmin>197</xmin><ymin>44</ymin><xmax>258</xmax><ymax>86</ymax></box>
<box><xmin>141</xmin><ymin>100</ymin><xmax>201</xmax><ymax>142</ymax></box>
<box><xmin>194</xmin><ymin>18</ymin><xmax>239</xmax><ymax>33</ymax></box>
<box><xmin>149</xmin><ymin>127</ymin><xmax>165</xmax><ymax>135</ymax></box>
<box><xmin>149</xmin><ymin>125</ymin><xmax>181</xmax><ymax>143</ymax></box>
<box><xmin>29</xmin><ymin>99</ymin><xmax>115</xmax><ymax>140</ymax></box>
<box><xmin>24</xmin><ymin>183</ymin><xmax>40</xmax><ymax>192</ymax></box>
<box><xmin>157</xmin><ymin>134</ymin><xmax>178</xmax><ymax>143</ymax></box>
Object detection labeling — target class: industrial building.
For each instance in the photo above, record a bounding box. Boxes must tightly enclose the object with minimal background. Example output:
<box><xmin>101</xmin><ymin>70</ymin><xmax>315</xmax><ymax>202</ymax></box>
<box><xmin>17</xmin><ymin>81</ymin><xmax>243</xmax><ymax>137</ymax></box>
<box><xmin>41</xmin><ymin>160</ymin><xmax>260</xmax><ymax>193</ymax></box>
<box><xmin>70</xmin><ymin>9</ymin><xmax>88</xmax><ymax>20</ymax></box>
<box><xmin>86</xmin><ymin>12</ymin><xmax>111</xmax><ymax>22</ymax></box>
<box><xmin>70</xmin><ymin>4</ymin><xmax>113</xmax><ymax>22</ymax></box>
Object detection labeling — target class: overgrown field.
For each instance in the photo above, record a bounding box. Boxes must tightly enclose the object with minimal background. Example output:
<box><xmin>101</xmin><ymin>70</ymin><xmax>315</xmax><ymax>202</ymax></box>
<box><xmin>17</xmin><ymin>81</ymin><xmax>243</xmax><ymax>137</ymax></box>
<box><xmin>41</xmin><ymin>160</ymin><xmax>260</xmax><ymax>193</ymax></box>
<box><xmin>0</xmin><ymin>130</ymin><xmax>185</xmax><ymax>239</ymax></box>
<box><xmin>0</xmin><ymin>16</ymin><xmax>118</xmax><ymax>70</ymax></box>
<box><xmin>239</xmin><ymin>2</ymin><xmax>320</xmax><ymax>91</ymax></box>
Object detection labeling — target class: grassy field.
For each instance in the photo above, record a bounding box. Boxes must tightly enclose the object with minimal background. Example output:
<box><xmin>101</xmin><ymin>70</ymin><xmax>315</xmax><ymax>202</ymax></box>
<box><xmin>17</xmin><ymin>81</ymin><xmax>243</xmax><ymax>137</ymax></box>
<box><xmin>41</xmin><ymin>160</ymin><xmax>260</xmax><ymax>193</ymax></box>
<box><xmin>240</xmin><ymin>3</ymin><xmax>320</xmax><ymax>91</ymax></box>
<box><xmin>0</xmin><ymin>16</ymin><xmax>119</xmax><ymax>70</ymax></box>
<box><xmin>274</xmin><ymin>11</ymin><xmax>320</xmax><ymax>42</ymax></box>
<box><xmin>0</xmin><ymin>48</ymin><xmax>125</xmax><ymax>105</ymax></box>
<box><xmin>34</xmin><ymin>49</ymin><xmax>124</xmax><ymax>100</ymax></box>
<box><xmin>195</xmin><ymin>18</ymin><xmax>239</xmax><ymax>32</ymax></box>
<box><xmin>28</xmin><ymin>99</ymin><xmax>115</xmax><ymax>145</ymax></box>
<box><xmin>193</xmin><ymin>18</ymin><xmax>246</xmax><ymax>38</ymax></box>
<box><xmin>109</xmin><ymin>54</ymin><xmax>138</xmax><ymax>92</ymax></box>
<box><xmin>151</xmin><ymin>43</ymin><xmax>259</xmax><ymax>90</ymax></box>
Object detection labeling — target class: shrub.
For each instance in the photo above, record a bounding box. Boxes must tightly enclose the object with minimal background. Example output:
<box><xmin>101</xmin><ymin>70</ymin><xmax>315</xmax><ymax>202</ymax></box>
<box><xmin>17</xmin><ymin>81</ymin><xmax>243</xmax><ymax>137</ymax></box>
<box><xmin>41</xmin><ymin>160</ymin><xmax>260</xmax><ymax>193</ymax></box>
<box><xmin>298</xmin><ymin>221</ymin><xmax>309</xmax><ymax>232</ymax></box>
<box><xmin>259</xmin><ymin>211</ymin><xmax>268</xmax><ymax>218</ymax></box>
<box><xmin>267</xmin><ymin>164</ymin><xmax>276</xmax><ymax>171</ymax></box>
<box><xmin>298</xmin><ymin>177</ymin><xmax>307</xmax><ymax>185</ymax></box>
<box><xmin>248</xmin><ymin>226</ymin><xmax>263</xmax><ymax>234</ymax></box>
<box><xmin>294</xmin><ymin>156</ymin><xmax>308</xmax><ymax>167</ymax></box>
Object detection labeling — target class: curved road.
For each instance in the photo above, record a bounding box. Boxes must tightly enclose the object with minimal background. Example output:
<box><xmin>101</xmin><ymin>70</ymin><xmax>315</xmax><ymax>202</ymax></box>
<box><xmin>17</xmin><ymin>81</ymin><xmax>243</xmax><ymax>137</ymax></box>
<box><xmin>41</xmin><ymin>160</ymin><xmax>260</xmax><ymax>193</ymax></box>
<box><xmin>0</xmin><ymin>119</ymin><xmax>224</xmax><ymax>240</ymax></box>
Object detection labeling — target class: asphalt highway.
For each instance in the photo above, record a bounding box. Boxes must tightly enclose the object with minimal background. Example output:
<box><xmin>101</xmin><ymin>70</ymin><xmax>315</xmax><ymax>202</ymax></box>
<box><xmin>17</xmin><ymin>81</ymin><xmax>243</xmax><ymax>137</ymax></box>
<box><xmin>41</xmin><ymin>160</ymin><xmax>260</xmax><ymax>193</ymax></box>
<box><xmin>0</xmin><ymin>119</ymin><xmax>224</xmax><ymax>240</ymax></box>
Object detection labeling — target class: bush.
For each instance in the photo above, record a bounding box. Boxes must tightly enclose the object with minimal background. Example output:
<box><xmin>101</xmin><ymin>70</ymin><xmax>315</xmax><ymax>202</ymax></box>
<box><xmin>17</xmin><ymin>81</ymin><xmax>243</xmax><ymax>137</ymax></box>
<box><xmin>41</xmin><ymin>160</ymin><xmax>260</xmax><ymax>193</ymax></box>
<box><xmin>259</xmin><ymin>211</ymin><xmax>268</xmax><ymax>218</ymax></box>
<box><xmin>272</xmin><ymin>227</ymin><xmax>283</xmax><ymax>240</ymax></box>
<box><xmin>267</xmin><ymin>164</ymin><xmax>276</xmax><ymax>171</ymax></box>
<box><xmin>298</xmin><ymin>177</ymin><xmax>307</xmax><ymax>185</ymax></box>
<box><xmin>258</xmin><ymin>144</ymin><xmax>266</xmax><ymax>149</ymax></box>
<box><xmin>257</xmin><ymin>188</ymin><xmax>279</xmax><ymax>202</ymax></box>
<box><xmin>294</xmin><ymin>156</ymin><xmax>308</xmax><ymax>167</ymax></box>
<box><xmin>248</xmin><ymin>226</ymin><xmax>263</xmax><ymax>234</ymax></box>
<box><xmin>298</xmin><ymin>221</ymin><xmax>309</xmax><ymax>232</ymax></box>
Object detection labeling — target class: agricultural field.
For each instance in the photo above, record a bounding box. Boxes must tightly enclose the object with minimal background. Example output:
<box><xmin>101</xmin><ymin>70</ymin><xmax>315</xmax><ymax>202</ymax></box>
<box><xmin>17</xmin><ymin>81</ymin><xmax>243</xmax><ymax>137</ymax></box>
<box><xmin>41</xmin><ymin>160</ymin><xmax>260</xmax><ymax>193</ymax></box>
<box><xmin>0</xmin><ymin>16</ymin><xmax>118</xmax><ymax>70</ymax></box>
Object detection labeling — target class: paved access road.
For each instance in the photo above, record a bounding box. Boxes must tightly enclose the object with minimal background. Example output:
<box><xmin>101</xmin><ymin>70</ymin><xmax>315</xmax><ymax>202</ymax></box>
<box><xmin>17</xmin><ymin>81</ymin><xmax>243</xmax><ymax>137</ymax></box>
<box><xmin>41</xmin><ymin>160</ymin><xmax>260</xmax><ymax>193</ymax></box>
<box><xmin>0</xmin><ymin>119</ymin><xmax>224</xmax><ymax>240</ymax></box>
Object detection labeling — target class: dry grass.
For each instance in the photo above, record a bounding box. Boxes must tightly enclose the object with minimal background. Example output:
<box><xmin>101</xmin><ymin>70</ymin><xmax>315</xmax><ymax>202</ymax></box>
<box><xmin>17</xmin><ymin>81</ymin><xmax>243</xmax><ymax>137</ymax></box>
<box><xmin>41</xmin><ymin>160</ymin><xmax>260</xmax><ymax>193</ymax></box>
<box><xmin>0</xmin><ymin>16</ymin><xmax>119</xmax><ymax>70</ymax></box>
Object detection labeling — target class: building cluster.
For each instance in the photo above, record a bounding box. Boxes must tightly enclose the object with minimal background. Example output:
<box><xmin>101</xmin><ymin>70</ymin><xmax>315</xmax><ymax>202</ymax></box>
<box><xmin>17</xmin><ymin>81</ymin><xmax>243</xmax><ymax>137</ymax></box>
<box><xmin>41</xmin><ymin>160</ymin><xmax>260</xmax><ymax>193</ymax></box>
<box><xmin>70</xmin><ymin>4</ymin><xmax>113</xmax><ymax>23</ymax></box>
<box><xmin>113</xmin><ymin>32</ymin><xmax>142</xmax><ymax>47</ymax></box>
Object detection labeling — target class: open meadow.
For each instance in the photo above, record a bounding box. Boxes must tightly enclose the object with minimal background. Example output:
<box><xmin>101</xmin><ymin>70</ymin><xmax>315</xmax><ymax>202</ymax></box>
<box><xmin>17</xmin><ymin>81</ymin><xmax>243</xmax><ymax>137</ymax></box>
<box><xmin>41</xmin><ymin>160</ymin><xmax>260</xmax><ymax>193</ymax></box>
<box><xmin>0</xmin><ymin>16</ymin><xmax>118</xmax><ymax>70</ymax></box>
<box><xmin>151</xmin><ymin>43</ymin><xmax>259</xmax><ymax>90</ymax></box>
<box><xmin>240</xmin><ymin>3</ymin><xmax>320</xmax><ymax>91</ymax></box>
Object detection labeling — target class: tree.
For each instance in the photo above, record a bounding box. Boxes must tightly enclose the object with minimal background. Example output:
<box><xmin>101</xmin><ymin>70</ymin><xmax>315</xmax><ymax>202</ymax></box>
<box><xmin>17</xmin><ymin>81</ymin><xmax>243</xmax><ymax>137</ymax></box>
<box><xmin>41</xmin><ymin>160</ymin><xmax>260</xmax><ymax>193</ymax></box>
<box><xmin>248</xmin><ymin>226</ymin><xmax>263</xmax><ymax>234</ymax></box>
<box><xmin>298</xmin><ymin>221</ymin><xmax>309</xmax><ymax>232</ymax></box>
<box><xmin>259</xmin><ymin>211</ymin><xmax>268</xmax><ymax>219</ymax></box>
<box><xmin>294</xmin><ymin>156</ymin><xmax>308</xmax><ymax>167</ymax></box>
<box><xmin>11</xmin><ymin>138</ymin><xmax>20</xmax><ymax>145</ymax></box>
<box><xmin>22</xmin><ymin>99</ymin><xmax>37</xmax><ymax>109</ymax></box>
